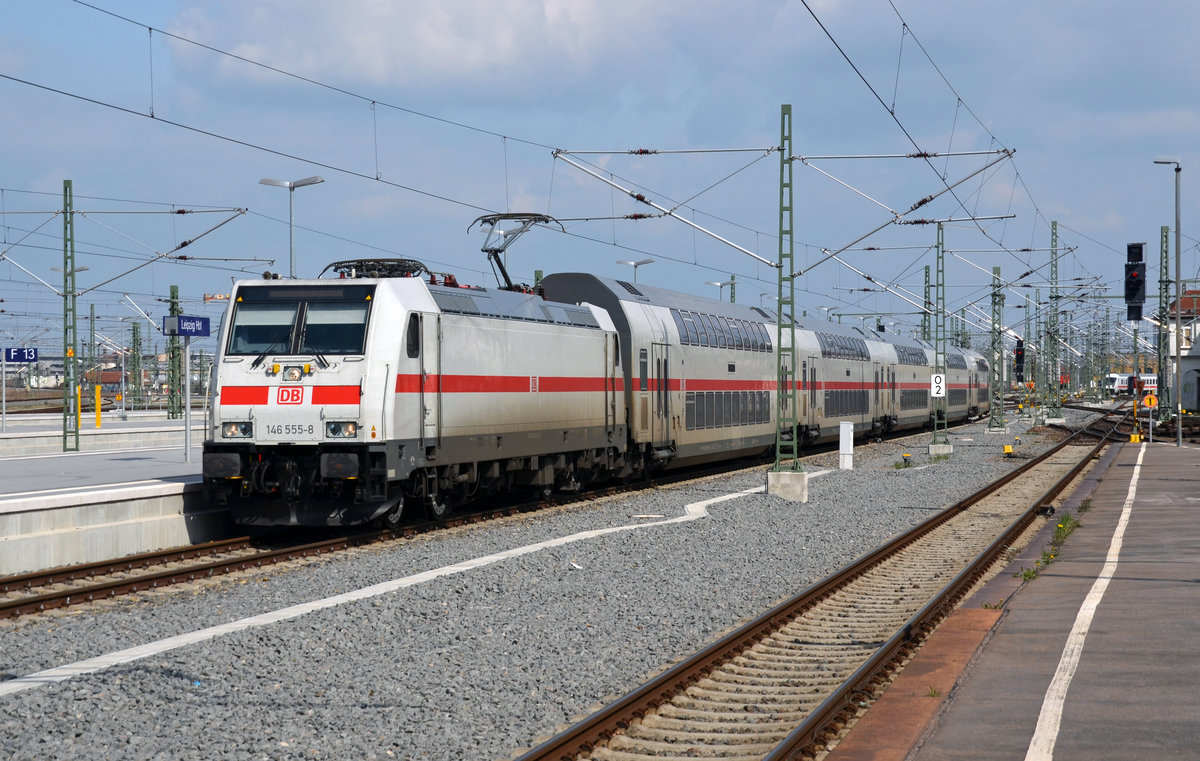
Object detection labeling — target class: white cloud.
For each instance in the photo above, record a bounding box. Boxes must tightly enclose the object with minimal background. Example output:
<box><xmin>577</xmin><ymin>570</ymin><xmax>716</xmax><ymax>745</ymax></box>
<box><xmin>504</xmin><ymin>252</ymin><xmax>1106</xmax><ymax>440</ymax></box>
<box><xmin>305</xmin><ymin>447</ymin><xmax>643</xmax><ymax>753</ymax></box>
<box><xmin>171</xmin><ymin>0</ymin><xmax>690</xmax><ymax>90</ymax></box>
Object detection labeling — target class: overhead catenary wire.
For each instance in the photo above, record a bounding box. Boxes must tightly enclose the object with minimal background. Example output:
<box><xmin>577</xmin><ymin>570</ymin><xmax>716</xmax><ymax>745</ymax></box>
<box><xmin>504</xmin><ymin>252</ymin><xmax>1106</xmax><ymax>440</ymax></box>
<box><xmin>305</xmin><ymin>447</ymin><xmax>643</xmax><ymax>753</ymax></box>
<box><xmin>10</xmin><ymin>0</ymin><xmax>1113</xmax><ymax>351</ymax></box>
<box><xmin>551</xmin><ymin>150</ymin><xmax>778</xmax><ymax>268</ymax></box>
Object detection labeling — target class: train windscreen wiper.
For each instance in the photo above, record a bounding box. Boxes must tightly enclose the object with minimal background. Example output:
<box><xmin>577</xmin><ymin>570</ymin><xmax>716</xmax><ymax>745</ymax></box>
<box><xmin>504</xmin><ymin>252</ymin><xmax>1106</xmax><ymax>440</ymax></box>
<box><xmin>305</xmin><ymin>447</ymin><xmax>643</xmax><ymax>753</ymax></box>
<box><xmin>250</xmin><ymin>343</ymin><xmax>282</xmax><ymax>369</ymax></box>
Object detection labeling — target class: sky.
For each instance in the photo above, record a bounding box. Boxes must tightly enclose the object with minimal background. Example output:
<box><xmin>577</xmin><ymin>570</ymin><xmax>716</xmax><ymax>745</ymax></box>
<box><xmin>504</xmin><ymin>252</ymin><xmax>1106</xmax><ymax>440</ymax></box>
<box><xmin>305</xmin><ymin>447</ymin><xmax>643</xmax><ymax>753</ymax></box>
<box><xmin>2</xmin><ymin>0</ymin><xmax>1197</xmax><ymax>360</ymax></box>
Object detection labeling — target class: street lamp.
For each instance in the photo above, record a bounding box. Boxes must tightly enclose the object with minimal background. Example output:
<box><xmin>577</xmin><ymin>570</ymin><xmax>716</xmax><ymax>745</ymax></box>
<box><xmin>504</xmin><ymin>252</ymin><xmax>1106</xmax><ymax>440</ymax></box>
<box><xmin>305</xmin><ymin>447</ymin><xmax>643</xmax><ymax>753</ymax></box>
<box><xmin>616</xmin><ymin>258</ymin><xmax>654</xmax><ymax>283</ymax></box>
<box><xmin>1153</xmin><ymin>156</ymin><xmax>1183</xmax><ymax>446</ymax></box>
<box><xmin>706</xmin><ymin>279</ymin><xmax>734</xmax><ymax>301</ymax></box>
<box><xmin>260</xmin><ymin>175</ymin><xmax>324</xmax><ymax>278</ymax></box>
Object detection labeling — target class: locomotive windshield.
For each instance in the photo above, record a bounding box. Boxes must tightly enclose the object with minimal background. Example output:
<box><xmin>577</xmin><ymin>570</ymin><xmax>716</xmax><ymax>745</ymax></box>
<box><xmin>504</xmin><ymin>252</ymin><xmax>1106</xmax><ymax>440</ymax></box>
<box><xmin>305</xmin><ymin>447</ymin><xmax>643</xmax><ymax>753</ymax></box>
<box><xmin>226</xmin><ymin>284</ymin><xmax>375</xmax><ymax>356</ymax></box>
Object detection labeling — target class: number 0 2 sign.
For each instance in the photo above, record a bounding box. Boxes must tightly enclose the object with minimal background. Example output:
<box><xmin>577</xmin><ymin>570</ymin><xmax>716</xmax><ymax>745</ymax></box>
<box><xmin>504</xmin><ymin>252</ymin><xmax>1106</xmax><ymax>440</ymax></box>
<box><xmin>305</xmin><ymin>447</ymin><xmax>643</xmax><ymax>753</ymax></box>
<box><xmin>930</xmin><ymin>373</ymin><xmax>947</xmax><ymax>398</ymax></box>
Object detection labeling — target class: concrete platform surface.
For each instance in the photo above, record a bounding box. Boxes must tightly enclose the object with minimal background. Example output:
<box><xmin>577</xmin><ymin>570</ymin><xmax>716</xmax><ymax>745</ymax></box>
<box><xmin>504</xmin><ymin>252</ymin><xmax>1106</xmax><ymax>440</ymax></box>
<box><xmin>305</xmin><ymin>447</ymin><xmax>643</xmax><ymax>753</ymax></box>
<box><xmin>0</xmin><ymin>412</ymin><xmax>201</xmax><ymax>494</ymax></box>
<box><xmin>0</xmin><ymin>414</ymin><xmax>217</xmax><ymax>575</ymax></box>
<box><xmin>828</xmin><ymin>440</ymin><xmax>1200</xmax><ymax>761</ymax></box>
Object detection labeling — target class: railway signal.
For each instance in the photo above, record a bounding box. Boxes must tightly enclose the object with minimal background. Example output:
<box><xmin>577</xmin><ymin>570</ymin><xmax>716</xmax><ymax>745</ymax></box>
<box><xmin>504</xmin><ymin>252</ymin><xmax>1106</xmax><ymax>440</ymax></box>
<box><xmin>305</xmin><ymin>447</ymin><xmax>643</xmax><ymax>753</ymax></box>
<box><xmin>1125</xmin><ymin>242</ymin><xmax>1146</xmax><ymax>321</ymax></box>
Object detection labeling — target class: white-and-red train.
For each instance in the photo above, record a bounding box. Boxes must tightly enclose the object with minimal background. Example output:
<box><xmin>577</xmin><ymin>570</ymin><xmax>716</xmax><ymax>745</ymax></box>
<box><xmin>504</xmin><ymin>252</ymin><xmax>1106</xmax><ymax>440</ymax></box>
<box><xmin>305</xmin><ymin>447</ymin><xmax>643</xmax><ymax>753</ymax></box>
<box><xmin>202</xmin><ymin>258</ymin><xmax>990</xmax><ymax>526</ymax></box>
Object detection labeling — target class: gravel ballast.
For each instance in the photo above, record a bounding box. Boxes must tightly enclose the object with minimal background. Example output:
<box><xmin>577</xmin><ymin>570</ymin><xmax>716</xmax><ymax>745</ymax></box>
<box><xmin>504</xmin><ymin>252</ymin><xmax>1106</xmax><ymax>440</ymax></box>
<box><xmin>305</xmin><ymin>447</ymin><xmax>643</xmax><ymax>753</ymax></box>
<box><xmin>0</xmin><ymin>412</ymin><xmax>1091</xmax><ymax>760</ymax></box>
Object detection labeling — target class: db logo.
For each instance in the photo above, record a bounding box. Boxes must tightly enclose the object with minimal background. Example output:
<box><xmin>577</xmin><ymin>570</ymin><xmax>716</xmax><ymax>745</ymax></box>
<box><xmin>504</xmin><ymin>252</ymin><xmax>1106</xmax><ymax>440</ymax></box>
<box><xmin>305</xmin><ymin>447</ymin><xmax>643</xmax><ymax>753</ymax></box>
<box><xmin>277</xmin><ymin>386</ymin><xmax>304</xmax><ymax>405</ymax></box>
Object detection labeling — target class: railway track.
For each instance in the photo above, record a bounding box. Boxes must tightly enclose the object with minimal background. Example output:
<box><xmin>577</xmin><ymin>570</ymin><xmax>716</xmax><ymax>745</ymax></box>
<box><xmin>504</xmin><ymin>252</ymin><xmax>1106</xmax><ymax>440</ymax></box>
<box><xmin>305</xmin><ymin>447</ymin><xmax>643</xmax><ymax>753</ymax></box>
<box><xmin>0</xmin><ymin>533</ymin><xmax>385</xmax><ymax>620</ymax></box>
<box><xmin>0</xmin><ymin>451</ymin><xmax>778</xmax><ymax>620</ymax></box>
<box><xmin>512</xmin><ymin>411</ymin><xmax>1126</xmax><ymax>761</ymax></box>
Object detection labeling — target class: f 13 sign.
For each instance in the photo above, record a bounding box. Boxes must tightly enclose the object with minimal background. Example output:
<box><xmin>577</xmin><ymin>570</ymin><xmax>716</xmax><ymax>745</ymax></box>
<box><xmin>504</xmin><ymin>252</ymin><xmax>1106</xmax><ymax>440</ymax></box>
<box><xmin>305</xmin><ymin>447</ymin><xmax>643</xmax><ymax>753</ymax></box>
<box><xmin>930</xmin><ymin>373</ymin><xmax>947</xmax><ymax>398</ymax></box>
<box><xmin>4</xmin><ymin>348</ymin><xmax>38</xmax><ymax>362</ymax></box>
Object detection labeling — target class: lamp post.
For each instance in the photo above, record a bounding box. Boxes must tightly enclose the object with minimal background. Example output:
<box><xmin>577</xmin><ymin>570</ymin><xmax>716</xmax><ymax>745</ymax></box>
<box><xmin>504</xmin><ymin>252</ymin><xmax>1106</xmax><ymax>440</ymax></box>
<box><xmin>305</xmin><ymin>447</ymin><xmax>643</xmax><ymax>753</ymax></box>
<box><xmin>616</xmin><ymin>258</ymin><xmax>654</xmax><ymax>283</ymax></box>
<box><xmin>1154</xmin><ymin>157</ymin><xmax>1183</xmax><ymax>446</ymax></box>
<box><xmin>706</xmin><ymin>279</ymin><xmax>734</xmax><ymax>301</ymax></box>
<box><xmin>260</xmin><ymin>176</ymin><xmax>324</xmax><ymax>278</ymax></box>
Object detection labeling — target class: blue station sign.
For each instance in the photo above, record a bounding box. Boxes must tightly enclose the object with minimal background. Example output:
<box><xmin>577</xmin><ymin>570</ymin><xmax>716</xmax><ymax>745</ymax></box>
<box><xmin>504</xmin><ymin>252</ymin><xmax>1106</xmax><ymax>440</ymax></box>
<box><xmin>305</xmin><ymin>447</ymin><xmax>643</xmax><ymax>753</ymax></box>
<box><xmin>163</xmin><ymin>315</ymin><xmax>212</xmax><ymax>337</ymax></box>
<box><xmin>4</xmin><ymin>347</ymin><xmax>38</xmax><ymax>362</ymax></box>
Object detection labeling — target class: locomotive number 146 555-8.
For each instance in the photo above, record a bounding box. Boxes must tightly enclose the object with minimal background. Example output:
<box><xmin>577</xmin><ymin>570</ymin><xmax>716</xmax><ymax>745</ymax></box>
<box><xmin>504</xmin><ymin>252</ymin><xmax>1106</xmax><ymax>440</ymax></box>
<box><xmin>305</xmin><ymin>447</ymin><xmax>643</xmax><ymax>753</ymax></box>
<box><xmin>265</xmin><ymin>424</ymin><xmax>315</xmax><ymax>437</ymax></box>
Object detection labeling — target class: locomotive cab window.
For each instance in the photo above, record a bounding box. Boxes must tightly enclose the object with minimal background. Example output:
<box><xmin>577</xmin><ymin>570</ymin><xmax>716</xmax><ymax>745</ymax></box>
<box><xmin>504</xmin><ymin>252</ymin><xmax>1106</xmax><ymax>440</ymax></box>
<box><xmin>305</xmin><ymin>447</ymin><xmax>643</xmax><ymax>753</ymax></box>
<box><xmin>226</xmin><ymin>283</ymin><xmax>375</xmax><ymax>357</ymax></box>
<box><xmin>299</xmin><ymin>302</ymin><xmax>370</xmax><ymax>355</ymax></box>
<box><xmin>227</xmin><ymin>303</ymin><xmax>297</xmax><ymax>355</ymax></box>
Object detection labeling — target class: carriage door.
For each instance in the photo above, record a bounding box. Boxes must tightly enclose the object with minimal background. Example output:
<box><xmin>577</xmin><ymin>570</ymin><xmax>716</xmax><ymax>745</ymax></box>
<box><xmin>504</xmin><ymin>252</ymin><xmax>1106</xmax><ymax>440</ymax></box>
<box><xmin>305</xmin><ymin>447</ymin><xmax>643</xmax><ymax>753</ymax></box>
<box><xmin>419</xmin><ymin>313</ymin><xmax>441</xmax><ymax>447</ymax></box>
<box><xmin>878</xmin><ymin>361</ymin><xmax>896</xmax><ymax>420</ymax></box>
<box><xmin>652</xmin><ymin>342</ymin><xmax>671</xmax><ymax>446</ymax></box>
<box><xmin>808</xmin><ymin>355</ymin><xmax>820</xmax><ymax>426</ymax></box>
<box><xmin>878</xmin><ymin>362</ymin><xmax>888</xmax><ymax>420</ymax></box>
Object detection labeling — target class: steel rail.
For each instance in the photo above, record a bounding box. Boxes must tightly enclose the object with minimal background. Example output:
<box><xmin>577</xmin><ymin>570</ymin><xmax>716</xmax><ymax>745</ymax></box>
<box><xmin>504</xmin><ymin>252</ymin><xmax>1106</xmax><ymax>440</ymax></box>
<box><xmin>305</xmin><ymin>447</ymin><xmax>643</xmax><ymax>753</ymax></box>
<box><xmin>763</xmin><ymin>410</ymin><xmax>1125</xmax><ymax>759</ymax></box>
<box><xmin>515</xmin><ymin>410</ymin><xmax>1126</xmax><ymax>761</ymax></box>
<box><xmin>0</xmin><ymin>535</ymin><xmax>260</xmax><ymax>592</ymax></box>
<box><xmin>0</xmin><ymin>534</ymin><xmax>381</xmax><ymax>619</ymax></box>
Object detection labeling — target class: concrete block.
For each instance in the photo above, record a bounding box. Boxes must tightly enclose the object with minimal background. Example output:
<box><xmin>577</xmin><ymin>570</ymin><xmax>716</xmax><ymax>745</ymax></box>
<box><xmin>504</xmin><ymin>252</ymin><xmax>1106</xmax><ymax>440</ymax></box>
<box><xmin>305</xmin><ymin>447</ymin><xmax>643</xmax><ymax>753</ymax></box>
<box><xmin>767</xmin><ymin>470</ymin><xmax>809</xmax><ymax>502</ymax></box>
<box><xmin>928</xmin><ymin>443</ymin><xmax>954</xmax><ymax>457</ymax></box>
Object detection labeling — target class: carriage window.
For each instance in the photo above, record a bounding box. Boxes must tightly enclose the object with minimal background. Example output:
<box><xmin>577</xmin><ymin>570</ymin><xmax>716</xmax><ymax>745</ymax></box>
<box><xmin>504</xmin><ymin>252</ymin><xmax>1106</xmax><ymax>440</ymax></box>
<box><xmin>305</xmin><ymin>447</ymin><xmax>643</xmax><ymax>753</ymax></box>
<box><xmin>693</xmin><ymin>313</ymin><xmax>710</xmax><ymax>346</ymax></box>
<box><xmin>716</xmin><ymin>316</ymin><xmax>732</xmax><ymax>349</ymax></box>
<box><xmin>670</xmin><ymin>309</ymin><xmax>690</xmax><ymax>345</ymax></box>
<box><xmin>639</xmin><ymin>349</ymin><xmax>648</xmax><ymax>392</ymax></box>
<box><xmin>680</xmin><ymin>312</ymin><xmax>700</xmax><ymax>344</ymax></box>
<box><xmin>731</xmin><ymin>318</ymin><xmax>745</xmax><ymax>350</ymax></box>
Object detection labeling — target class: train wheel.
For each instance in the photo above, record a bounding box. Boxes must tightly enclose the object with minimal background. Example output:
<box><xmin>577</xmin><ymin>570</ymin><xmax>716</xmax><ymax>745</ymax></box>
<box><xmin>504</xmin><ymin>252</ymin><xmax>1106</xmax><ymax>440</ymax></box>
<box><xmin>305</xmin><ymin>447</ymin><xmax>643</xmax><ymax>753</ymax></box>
<box><xmin>426</xmin><ymin>493</ymin><xmax>451</xmax><ymax>523</ymax></box>
<box><xmin>377</xmin><ymin>496</ymin><xmax>405</xmax><ymax>531</ymax></box>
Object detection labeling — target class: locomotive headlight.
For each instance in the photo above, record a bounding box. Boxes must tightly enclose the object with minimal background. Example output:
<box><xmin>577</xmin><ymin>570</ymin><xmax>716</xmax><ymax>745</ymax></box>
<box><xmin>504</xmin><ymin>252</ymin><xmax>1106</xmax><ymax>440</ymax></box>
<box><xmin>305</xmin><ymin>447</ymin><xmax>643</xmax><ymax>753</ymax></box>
<box><xmin>325</xmin><ymin>421</ymin><xmax>358</xmax><ymax>438</ymax></box>
<box><xmin>222</xmin><ymin>421</ymin><xmax>253</xmax><ymax>438</ymax></box>
<box><xmin>282</xmin><ymin>365</ymin><xmax>304</xmax><ymax>382</ymax></box>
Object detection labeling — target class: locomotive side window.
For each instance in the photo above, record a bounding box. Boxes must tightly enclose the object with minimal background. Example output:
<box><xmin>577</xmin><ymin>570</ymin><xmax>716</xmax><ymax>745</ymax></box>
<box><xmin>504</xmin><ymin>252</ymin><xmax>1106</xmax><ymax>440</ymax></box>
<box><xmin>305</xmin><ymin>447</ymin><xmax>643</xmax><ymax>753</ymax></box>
<box><xmin>406</xmin><ymin>314</ymin><xmax>420</xmax><ymax>358</ymax></box>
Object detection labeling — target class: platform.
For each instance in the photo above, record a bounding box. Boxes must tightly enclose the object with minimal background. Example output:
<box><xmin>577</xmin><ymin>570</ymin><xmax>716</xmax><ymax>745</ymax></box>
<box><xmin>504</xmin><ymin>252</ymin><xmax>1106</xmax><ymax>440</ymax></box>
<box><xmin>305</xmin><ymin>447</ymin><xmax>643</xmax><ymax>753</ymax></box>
<box><xmin>827</xmin><ymin>440</ymin><xmax>1200</xmax><ymax>760</ymax></box>
<box><xmin>0</xmin><ymin>412</ymin><xmax>228</xmax><ymax>575</ymax></box>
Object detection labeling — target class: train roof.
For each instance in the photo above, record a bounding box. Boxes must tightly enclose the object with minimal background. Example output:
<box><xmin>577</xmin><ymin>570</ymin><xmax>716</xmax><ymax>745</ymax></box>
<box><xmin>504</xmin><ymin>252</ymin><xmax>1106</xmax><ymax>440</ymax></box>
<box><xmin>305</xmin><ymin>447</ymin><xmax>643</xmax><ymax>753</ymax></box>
<box><xmin>425</xmin><ymin>281</ymin><xmax>603</xmax><ymax>329</ymax></box>
<box><xmin>541</xmin><ymin>272</ymin><xmax>782</xmax><ymax>322</ymax></box>
<box><xmin>539</xmin><ymin>272</ymin><xmax>951</xmax><ymax>352</ymax></box>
